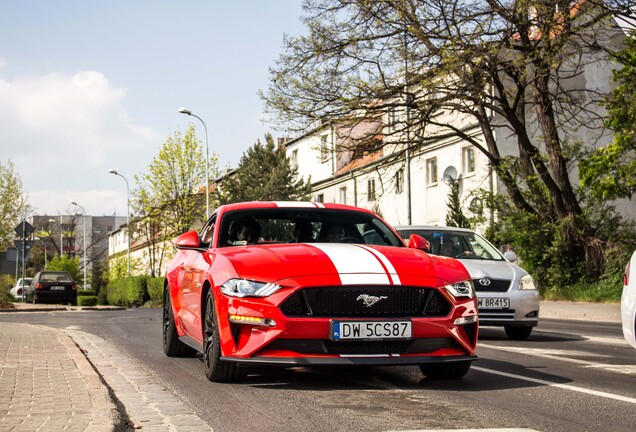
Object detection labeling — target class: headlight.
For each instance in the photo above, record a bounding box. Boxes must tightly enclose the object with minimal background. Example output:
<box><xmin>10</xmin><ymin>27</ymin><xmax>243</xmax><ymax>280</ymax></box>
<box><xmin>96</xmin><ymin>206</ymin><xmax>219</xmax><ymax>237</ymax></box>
<box><xmin>220</xmin><ymin>279</ymin><xmax>281</xmax><ymax>298</ymax></box>
<box><xmin>519</xmin><ymin>274</ymin><xmax>537</xmax><ymax>290</ymax></box>
<box><xmin>444</xmin><ymin>280</ymin><xmax>475</xmax><ymax>299</ymax></box>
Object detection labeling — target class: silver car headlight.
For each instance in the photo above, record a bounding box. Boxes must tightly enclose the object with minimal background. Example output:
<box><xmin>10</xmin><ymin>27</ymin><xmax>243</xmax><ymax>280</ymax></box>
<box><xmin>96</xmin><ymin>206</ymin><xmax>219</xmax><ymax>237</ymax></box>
<box><xmin>444</xmin><ymin>280</ymin><xmax>475</xmax><ymax>299</ymax></box>
<box><xmin>221</xmin><ymin>279</ymin><xmax>281</xmax><ymax>298</ymax></box>
<box><xmin>519</xmin><ymin>274</ymin><xmax>537</xmax><ymax>290</ymax></box>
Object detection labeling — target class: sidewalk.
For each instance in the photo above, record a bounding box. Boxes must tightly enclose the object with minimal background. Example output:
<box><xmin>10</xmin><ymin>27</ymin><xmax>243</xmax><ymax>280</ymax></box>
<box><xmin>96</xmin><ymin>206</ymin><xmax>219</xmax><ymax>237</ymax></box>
<box><xmin>0</xmin><ymin>322</ymin><xmax>122</xmax><ymax>431</ymax></box>
<box><xmin>0</xmin><ymin>300</ymin><xmax>624</xmax><ymax>431</ymax></box>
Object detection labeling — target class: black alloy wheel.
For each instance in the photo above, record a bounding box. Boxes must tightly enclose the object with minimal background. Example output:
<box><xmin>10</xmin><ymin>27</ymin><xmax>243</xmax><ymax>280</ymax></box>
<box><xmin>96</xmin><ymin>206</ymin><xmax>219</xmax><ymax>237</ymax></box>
<box><xmin>163</xmin><ymin>289</ymin><xmax>196</xmax><ymax>357</ymax></box>
<box><xmin>203</xmin><ymin>290</ymin><xmax>245</xmax><ymax>382</ymax></box>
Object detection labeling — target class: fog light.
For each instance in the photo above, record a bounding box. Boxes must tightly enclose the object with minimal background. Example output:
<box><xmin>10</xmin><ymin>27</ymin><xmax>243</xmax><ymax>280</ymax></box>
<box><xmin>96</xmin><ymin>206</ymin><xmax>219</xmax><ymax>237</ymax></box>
<box><xmin>229</xmin><ymin>315</ymin><xmax>276</xmax><ymax>327</ymax></box>
<box><xmin>454</xmin><ymin>315</ymin><xmax>478</xmax><ymax>326</ymax></box>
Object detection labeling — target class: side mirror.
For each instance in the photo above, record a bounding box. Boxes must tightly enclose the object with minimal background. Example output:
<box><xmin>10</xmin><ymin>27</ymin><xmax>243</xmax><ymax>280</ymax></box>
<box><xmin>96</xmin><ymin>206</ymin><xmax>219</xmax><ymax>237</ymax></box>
<box><xmin>504</xmin><ymin>251</ymin><xmax>517</xmax><ymax>262</ymax></box>
<box><xmin>408</xmin><ymin>234</ymin><xmax>430</xmax><ymax>252</ymax></box>
<box><xmin>174</xmin><ymin>231</ymin><xmax>201</xmax><ymax>249</ymax></box>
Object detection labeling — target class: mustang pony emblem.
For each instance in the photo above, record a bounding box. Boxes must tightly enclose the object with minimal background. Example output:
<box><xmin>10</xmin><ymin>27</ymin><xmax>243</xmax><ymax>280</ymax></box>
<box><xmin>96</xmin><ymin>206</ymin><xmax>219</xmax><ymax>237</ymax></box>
<box><xmin>356</xmin><ymin>294</ymin><xmax>388</xmax><ymax>307</ymax></box>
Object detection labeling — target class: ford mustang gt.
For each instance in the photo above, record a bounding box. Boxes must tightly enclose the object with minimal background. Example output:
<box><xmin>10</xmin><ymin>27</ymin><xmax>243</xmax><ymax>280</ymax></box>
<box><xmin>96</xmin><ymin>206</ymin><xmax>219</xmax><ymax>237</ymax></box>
<box><xmin>163</xmin><ymin>201</ymin><xmax>478</xmax><ymax>382</ymax></box>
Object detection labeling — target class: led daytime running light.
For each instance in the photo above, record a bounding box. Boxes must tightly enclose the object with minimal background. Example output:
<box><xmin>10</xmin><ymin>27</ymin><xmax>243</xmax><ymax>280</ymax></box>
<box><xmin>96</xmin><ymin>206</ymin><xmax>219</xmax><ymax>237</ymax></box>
<box><xmin>229</xmin><ymin>315</ymin><xmax>276</xmax><ymax>327</ymax></box>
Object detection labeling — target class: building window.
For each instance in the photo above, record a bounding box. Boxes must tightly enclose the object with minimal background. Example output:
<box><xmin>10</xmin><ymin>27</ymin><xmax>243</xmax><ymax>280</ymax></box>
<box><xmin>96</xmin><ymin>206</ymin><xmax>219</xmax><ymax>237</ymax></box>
<box><xmin>316</xmin><ymin>193</ymin><xmax>324</xmax><ymax>203</ymax></box>
<box><xmin>339</xmin><ymin>186</ymin><xmax>347</xmax><ymax>204</ymax></box>
<box><xmin>320</xmin><ymin>135</ymin><xmax>329</xmax><ymax>163</ymax></box>
<box><xmin>462</xmin><ymin>147</ymin><xmax>475</xmax><ymax>175</ymax></box>
<box><xmin>290</xmin><ymin>149</ymin><xmax>298</xmax><ymax>169</ymax></box>
<box><xmin>426</xmin><ymin>157</ymin><xmax>438</xmax><ymax>186</ymax></box>
<box><xmin>395</xmin><ymin>169</ymin><xmax>404</xmax><ymax>194</ymax></box>
<box><xmin>388</xmin><ymin>107</ymin><xmax>399</xmax><ymax>128</ymax></box>
<box><xmin>368</xmin><ymin>178</ymin><xmax>376</xmax><ymax>201</ymax></box>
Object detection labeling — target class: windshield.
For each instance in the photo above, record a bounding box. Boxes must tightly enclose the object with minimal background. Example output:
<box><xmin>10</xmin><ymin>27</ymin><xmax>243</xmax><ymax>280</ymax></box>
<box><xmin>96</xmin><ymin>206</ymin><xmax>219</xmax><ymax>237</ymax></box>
<box><xmin>217</xmin><ymin>208</ymin><xmax>403</xmax><ymax>248</ymax></box>
<box><xmin>397</xmin><ymin>229</ymin><xmax>504</xmax><ymax>261</ymax></box>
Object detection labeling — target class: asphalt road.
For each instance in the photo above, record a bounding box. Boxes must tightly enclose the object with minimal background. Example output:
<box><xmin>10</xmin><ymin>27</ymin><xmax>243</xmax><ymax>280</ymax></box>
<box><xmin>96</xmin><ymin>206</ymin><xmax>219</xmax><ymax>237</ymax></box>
<box><xmin>1</xmin><ymin>308</ymin><xmax>634</xmax><ymax>432</ymax></box>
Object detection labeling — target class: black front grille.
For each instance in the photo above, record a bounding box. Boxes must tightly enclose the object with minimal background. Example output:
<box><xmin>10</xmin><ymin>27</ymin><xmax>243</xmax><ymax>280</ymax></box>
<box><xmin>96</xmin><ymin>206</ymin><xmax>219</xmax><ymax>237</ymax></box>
<box><xmin>473</xmin><ymin>278</ymin><xmax>511</xmax><ymax>292</ymax></box>
<box><xmin>280</xmin><ymin>285</ymin><xmax>451</xmax><ymax>318</ymax></box>
<box><xmin>263</xmin><ymin>338</ymin><xmax>459</xmax><ymax>355</ymax></box>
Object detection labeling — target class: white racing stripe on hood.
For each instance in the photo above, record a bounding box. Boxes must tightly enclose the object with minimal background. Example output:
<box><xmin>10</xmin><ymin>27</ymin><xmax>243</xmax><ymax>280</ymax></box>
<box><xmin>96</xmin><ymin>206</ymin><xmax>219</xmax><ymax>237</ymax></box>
<box><xmin>311</xmin><ymin>243</ymin><xmax>400</xmax><ymax>285</ymax></box>
<box><xmin>358</xmin><ymin>245</ymin><xmax>401</xmax><ymax>285</ymax></box>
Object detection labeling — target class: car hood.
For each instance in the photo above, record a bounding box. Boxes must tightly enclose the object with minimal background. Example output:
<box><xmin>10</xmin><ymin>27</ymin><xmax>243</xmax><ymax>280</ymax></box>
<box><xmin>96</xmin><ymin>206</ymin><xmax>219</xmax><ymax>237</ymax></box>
<box><xmin>458</xmin><ymin>258</ymin><xmax>528</xmax><ymax>281</ymax></box>
<box><xmin>220</xmin><ymin>243</ymin><xmax>469</xmax><ymax>287</ymax></box>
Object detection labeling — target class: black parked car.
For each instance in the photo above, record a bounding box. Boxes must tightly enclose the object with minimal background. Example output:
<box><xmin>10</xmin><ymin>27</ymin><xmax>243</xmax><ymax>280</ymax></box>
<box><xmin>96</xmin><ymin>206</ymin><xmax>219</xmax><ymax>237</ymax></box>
<box><xmin>28</xmin><ymin>271</ymin><xmax>78</xmax><ymax>306</ymax></box>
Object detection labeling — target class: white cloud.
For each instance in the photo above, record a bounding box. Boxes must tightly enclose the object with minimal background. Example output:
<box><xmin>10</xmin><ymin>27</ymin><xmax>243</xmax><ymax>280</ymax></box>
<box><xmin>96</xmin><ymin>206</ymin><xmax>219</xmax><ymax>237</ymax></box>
<box><xmin>0</xmin><ymin>70</ymin><xmax>160</xmax><ymax>216</ymax></box>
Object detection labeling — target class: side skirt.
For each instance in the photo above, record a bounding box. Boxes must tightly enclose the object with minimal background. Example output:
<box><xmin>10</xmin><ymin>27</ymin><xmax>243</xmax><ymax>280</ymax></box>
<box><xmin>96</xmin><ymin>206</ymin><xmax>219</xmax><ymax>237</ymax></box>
<box><xmin>179</xmin><ymin>335</ymin><xmax>204</xmax><ymax>353</ymax></box>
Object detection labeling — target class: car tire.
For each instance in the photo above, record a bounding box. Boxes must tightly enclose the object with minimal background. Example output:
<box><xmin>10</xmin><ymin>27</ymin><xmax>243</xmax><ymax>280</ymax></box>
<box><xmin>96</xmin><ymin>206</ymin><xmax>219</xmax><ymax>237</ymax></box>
<box><xmin>419</xmin><ymin>361</ymin><xmax>472</xmax><ymax>380</ymax></box>
<box><xmin>203</xmin><ymin>290</ymin><xmax>245</xmax><ymax>382</ymax></box>
<box><xmin>504</xmin><ymin>325</ymin><xmax>533</xmax><ymax>340</ymax></box>
<box><xmin>163</xmin><ymin>289</ymin><xmax>197</xmax><ymax>357</ymax></box>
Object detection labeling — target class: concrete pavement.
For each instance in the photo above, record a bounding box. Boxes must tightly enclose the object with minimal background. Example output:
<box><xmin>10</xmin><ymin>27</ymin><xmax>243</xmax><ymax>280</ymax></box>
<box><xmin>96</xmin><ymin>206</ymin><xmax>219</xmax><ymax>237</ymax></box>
<box><xmin>0</xmin><ymin>301</ymin><xmax>624</xmax><ymax>431</ymax></box>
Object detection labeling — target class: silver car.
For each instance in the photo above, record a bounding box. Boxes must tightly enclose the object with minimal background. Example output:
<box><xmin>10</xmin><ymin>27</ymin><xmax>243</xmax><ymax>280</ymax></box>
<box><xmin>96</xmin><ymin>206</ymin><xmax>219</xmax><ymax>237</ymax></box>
<box><xmin>395</xmin><ymin>226</ymin><xmax>539</xmax><ymax>340</ymax></box>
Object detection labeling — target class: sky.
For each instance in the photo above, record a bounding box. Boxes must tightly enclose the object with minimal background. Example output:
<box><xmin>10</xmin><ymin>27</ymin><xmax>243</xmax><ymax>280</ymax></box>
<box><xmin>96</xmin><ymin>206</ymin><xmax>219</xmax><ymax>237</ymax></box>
<box><xmin>0</xmin><ymin>1</ymin><xmax>306</xmax><ymax>218</ymax></box>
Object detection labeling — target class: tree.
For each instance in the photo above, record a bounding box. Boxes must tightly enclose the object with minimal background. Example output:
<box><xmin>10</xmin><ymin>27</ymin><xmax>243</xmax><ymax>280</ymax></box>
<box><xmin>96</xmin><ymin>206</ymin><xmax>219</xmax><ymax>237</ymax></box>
<box><xmin>262</xmin><ymin>0</ymin><xmax>636</xmax><ymax>279</ymax></box>
<box><xmin>580</xmin><ymin>31</ymin><xmax>636</xmax><ymax>201</ymax></box>
<box><xmin>216</xmin><ymin>133</ymin><xmax>312</xmax><ymax>203</ymax></box>
<box><xmin>0</xmin><ymin>160</ymin><xmax>26</xmax><ymax>250</ymax></box>
<box><xmin>133</xmin><ymin>125</ymin><xmax>217</xmax><ymax>276</ymax></box>
<box><xmin>47</xmin><ymin>255</ymin><xmax>81</xmax><ymax>284</ymax></box>
<box><xmin>445</xmin><ymin>179</ymin><xmax>471</xmax><ymax>228</ymax></box>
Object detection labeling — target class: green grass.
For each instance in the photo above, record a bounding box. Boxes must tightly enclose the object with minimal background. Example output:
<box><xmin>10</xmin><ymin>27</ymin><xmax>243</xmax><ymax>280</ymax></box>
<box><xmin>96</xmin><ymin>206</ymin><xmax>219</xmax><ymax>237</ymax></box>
<box><xmin>542</xmin><ymin>280</ymin><xmax>622</xmax><ymax>303</ymax></box>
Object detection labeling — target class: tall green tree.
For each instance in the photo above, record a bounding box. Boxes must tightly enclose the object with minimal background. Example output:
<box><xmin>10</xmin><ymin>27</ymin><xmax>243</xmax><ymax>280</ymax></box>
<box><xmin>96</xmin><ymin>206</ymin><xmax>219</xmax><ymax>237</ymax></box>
<box><xmin>216</xmin><ymin>134</ymin><xmax>312</xmax><ymax>204</ymax></box>
<box><xmin>581</xmin><ymin>31</ymin><xmax>636</xmax><ymax>202</ymax></box>
<box><xmin>262</xmin><ymin>0</ymin><xmax>636</xmax><ymax>279</ymax></box>
<box><xmin>0</xmin><ymin>160</ymin><xmax>26</xmax><ymax>250</ymax></box>
<box><xmin>133</xmin><ymin>125</ymin><xmax>217</xmax><ymax>275</ymax></box>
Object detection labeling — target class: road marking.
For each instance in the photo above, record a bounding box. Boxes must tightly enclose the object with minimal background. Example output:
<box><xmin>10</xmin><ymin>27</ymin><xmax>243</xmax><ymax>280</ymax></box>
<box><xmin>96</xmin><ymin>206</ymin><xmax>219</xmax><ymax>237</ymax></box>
<box><xmin>479</xmin><ymin>343</ymin><xmax>636</xmax><ymax>376</ymax></box>
<box><xmin>533</xmin><ymin>329</ymin><xmax>629</xmax><ymax>346</ymax></box>
<box><xmin>473</xmin><ymin>366</ymin><xmax>636</xmax><ymax>404</ymax></box>
<box><xmin>385</xmin><ymin>428</ymin><xmax>539</xmax><ymax>431</ymax></box>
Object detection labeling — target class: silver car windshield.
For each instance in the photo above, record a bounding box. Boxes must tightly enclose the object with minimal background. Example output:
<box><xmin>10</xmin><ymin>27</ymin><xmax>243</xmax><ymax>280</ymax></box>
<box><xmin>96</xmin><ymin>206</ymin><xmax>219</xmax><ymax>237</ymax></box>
<box><xmin>399</xmin><ymin>229</ymin><xmax>504</xmax><ymax>261</ymax></box>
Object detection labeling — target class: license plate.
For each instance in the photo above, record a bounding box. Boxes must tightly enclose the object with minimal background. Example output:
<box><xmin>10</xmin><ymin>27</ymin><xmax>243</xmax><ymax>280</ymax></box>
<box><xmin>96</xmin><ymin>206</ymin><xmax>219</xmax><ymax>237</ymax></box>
<box><xmin>331</xmin><ymin>320</ymin><xmax>412</xmax><ymax>340</ymax></box>
<box><xmin>478</xmin><ymin>297</ymin><xmax>510</xmax><ymax>309</ymax></box>
<box><xmin>50</xmin><ymin>286</ymin><xmax>66</xmax><ymax>291</ymax></box>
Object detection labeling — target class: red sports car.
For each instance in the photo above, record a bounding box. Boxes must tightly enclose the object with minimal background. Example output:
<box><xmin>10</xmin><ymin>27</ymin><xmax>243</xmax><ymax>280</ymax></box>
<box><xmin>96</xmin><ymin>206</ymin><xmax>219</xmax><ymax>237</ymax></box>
<box><xmin>163</xmin><ymin>201</ymin><xmax>478</xmax><ymax>382</ymax></box>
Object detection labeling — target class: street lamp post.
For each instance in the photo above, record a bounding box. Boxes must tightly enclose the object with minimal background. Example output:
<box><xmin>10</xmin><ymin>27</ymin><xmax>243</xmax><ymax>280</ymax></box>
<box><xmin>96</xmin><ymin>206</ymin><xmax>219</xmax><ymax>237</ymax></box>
<box><xmin>70</xmin><ymin>201</ymin><xmax>87</xmax><ymax>290</ymax></box>
<box><xmin>178</xmin><ymin>107</ymin><xmax>210</xmax><ymax>219</ymax></box>
<box><xmin>108</xmin><ymin>169</ymin><xmax>131</xmax><ymax>276</ymax></box>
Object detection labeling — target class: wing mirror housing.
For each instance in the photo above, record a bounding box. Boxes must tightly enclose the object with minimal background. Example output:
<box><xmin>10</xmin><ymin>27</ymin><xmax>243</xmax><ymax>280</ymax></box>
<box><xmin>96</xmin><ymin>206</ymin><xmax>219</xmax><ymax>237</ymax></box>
<box><xmin>408</xmin><ymin>234</ymin><xmax>430</xmax><ymax>252</ymax></box>
<box><xmin>174</xmin><ymin>231</ymin><xmax>201</xmax><ymax>249</ymax></box>
<box><xmin>504</xmin><ymin>251</ymin><xmax>517</xmax><ymax>263</ymax></box>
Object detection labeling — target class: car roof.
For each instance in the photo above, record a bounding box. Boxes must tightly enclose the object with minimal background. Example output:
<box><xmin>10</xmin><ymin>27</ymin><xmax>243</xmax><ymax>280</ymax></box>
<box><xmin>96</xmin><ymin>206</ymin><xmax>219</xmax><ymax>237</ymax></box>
<box><xmin>394</xmin><ymin>225</ymin><xmax>476</xmax><ymax>234</ymax></box>
<box><xmin>218</xmin><ymin>201</ymin><xmax>376</xmax><ymax>215</ymax></box>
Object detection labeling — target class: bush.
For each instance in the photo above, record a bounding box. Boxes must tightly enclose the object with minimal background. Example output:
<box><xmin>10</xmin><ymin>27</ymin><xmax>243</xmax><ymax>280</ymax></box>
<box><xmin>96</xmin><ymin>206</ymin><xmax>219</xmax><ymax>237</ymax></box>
<box><xmin>146</xmin><ymin>277</ymin><xmax>165</xmax><ymax>306</ymax></box>
<box><xmin>78</xmin><ymin>296</ymin><xmax>98</xmax><ymax>307</ymax></box>
<box><xmin>106</xmin><ymin>276</ymin><xmax>149</xmax><ymax>307</ymax></box>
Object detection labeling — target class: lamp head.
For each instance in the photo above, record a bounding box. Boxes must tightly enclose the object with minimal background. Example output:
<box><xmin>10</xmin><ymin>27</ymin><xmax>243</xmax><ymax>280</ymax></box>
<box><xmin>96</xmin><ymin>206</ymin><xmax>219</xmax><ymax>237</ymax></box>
<box><xmin>70</xmin><ymin>201</ymin><xmax>77</xmax><ymax>206</ymax></box>
<box><xmin>178</xmin><ymin>107</ymin><xmax>192</xmax><ymax>115</ymax></box>
<box><xmin>108</xmin><ymin>169</ymin><xmax>118</xmax><ymax>175</ymax></box>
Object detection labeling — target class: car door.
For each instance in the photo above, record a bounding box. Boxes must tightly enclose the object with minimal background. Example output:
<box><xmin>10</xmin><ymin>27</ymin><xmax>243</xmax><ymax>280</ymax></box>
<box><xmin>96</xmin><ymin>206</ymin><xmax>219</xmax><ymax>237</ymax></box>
<box><xmin>180</xmin><ymin>214</ymin><xmax>217</xmax><ymax>343</ymax></box>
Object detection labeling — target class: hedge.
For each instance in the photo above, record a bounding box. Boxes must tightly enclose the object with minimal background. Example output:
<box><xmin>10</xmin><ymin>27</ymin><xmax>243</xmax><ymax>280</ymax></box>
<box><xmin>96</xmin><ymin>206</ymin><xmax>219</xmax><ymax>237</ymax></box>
<box><xmin>78</xmin><ymin>296</ymin><xmax>98</xmax><ymax>306</ymax></box>
<box><xmin>106</xmin><ymin>276</ymin><xmax>165</xmax><ymax>307</ymax></box>
<box><xmin>146</xmin><ymin>277</ymin><xmax>164</xmax><ymax>304</ymax></box>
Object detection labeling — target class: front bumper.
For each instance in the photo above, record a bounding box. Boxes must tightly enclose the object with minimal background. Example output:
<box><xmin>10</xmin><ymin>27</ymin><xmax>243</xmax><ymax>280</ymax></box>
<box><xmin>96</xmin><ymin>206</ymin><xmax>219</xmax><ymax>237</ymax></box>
<box><xmin>477</xmin><ymin>289</ymin><xmax>539</xmax><ymax>327</ymax></box>
<box><xmin>222</xmin><ymin>353</ymin><xmax>478</xmax><ymax>366</ymax></box>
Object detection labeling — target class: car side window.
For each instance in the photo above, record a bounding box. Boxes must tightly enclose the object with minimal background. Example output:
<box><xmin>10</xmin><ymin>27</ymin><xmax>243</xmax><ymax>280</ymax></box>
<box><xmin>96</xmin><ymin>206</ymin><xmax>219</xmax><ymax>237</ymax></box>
<box><xmin>200</xmin><ymin>214</ymin><xmax>217</xmax><ymax>246</ymax></box>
